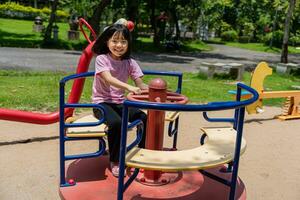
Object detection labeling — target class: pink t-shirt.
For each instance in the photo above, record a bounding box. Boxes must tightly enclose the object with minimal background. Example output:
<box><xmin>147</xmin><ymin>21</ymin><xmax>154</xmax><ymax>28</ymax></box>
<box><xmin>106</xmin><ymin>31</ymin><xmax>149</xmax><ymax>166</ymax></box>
<box><xmin>92</xmin><ymin>54</ymin><xmax>143</xmax><ymax>104</ymax></box>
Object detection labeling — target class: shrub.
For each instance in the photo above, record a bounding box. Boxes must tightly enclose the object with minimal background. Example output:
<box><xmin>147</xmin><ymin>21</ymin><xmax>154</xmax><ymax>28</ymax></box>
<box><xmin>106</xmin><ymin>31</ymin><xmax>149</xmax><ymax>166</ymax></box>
<box><xmin>220</xmin><ymin>21</ymin><xmax>232</xmax><ymax>32</ymax></box>
<box><xmin>238</xmin><ymin>36</ymin><xmax>250</xmax><ymax>43</ymax></box>
<box><xmin>289</xmin><ymin>35</ymin><xmax>300</xmax><ymax>46</ymax></box>
<box><xmin>263</xmin><ymin>30</ymin><xmax>283</xmax><ymax>48</ymax></box>
<box><xmin>220</xmin><ymin>30</ymin><xmax>238</xmax><ymax>42</ymax></box>
<box><xmin>0</xmin><ymin>2</ymin><xmax>68</xmax><ymax>21</ymax></box>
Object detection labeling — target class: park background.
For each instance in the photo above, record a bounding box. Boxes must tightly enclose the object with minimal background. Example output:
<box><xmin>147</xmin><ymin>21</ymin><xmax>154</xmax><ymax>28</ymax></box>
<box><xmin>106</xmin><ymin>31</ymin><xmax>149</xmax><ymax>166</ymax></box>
<box><xmin>0</xmin><ymin>0</ymin><xmax>300</xmax><ymax>111</ymax></box>
<box><xmin>1</xmin><ymin>1</ymin><xmax>300</xmax><ymax>200</ymax></box>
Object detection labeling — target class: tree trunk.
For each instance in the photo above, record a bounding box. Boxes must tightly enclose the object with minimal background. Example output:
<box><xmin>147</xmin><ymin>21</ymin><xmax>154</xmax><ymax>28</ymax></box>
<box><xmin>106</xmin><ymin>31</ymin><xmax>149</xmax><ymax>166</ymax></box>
<box><xmin>43</xmin><ymin>0</ymin><xmax>58</xmax><ymax>43</ymax></box>
<box><xmin>150</xmin><ymin>0</ymin><xmax>160</xmax><ymax>47</ymax></box>
<box><xmin>125</xmin><ymin>0</ymin><xmax>139</xmax><ymax>41</ymax></box>
<box><xmin>125</xmin><ymin>0</ymin><xmax>139</xmax><ymax>22</ymax></box>
<box><xmin>89</xmin><ymin>0</ymin><xmax>112</xmax><ymax>36</ymax></box>
<box><xmin>281</xmin><ymin>0</ymin><xmax>296</xmax><ymax>63</ymax></box>
<box><xmin>169</xmin><ymin>5</ymin><xmax>180</xmax><ymax>40</ymax></box>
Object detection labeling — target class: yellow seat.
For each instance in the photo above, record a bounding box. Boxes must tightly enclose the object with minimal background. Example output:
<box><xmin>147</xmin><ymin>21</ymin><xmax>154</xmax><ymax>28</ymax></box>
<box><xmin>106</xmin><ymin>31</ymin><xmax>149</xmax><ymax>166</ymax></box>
<box><xmin>66</xmin><ymin>115</ymin><xmax>107</xmax><ymax>138</ymax></box>
<box><xmin>125</xmin><ymin>127</ymin><xmax>246</xmax><ymax>171</ymax></box>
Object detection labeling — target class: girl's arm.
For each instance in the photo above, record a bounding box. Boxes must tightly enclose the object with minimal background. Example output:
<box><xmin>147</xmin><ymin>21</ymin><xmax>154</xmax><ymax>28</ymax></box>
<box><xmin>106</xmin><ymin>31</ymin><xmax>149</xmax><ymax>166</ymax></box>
<box><xmin>134</xmin><ymin>77</ymin><xmax>148</xmax><ymax>90</ymax></box>
<box><xmin>100</xmin><ymin>71</ymin><xmax>142</xmax><ymax>94</ymax></box>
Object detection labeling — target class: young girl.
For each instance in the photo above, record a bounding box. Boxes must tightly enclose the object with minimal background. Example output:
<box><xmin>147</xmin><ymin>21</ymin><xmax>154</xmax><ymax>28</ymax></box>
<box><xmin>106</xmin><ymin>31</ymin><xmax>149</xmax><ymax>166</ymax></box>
<box><xmin>92</xmin><ymin>24</ymin><xmax>147</xmax><ymax>177</ymax></box>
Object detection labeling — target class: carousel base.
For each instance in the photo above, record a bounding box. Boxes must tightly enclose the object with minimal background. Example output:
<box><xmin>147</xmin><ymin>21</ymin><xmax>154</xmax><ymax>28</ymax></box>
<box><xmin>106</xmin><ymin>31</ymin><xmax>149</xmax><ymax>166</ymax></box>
<box><xmin>59</xmin><ymin>156</ymin><xmax>246</xmax><ymax>200</ymax></box>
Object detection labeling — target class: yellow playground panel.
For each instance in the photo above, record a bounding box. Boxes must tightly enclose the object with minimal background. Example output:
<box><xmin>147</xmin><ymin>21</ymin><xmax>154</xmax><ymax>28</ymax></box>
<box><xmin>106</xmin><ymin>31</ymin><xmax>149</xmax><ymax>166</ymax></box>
<box><xmin>246</xmin><ymin>62</ymin><xmax>300</xmax><ymax>120</ymax></box>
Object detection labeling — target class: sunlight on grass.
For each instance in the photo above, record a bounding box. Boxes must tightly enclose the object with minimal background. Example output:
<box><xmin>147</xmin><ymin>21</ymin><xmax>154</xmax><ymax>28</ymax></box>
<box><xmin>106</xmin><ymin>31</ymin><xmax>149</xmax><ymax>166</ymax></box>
<box><xmin>226</xmin><ymin>42</ymin><xmax>300</xmax><ymax>54</ymax></box>
<box><xmin>1</xmin><ymin>70</ymin><xmax>300</xmax><ymax>112</ymax></box>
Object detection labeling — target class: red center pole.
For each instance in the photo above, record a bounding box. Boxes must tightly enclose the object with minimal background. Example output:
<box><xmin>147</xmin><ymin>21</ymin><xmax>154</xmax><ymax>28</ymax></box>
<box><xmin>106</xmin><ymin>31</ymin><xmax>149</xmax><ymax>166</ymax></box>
<box><xmin>144</xmin><ymin>78</ymin><xmax>167</xmax><ymax>182</ymax></box>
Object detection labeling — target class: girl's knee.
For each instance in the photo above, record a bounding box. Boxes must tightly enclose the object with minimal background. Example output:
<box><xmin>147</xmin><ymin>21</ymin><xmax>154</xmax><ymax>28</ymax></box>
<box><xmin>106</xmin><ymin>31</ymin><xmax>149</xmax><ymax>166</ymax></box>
<box><xmin>108</xmin><ymin>118</ymin><xmax>122</xmax><ymax>129</ymax></box>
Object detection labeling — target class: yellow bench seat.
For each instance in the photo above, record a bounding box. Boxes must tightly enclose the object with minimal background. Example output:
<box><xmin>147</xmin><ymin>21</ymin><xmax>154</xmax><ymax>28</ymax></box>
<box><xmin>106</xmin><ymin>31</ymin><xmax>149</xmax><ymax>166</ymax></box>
<box><xmin>66</xmin><ymin>115</ymin><xmax>107</xmax><ymax>138</ymax></box>
<box><xmin>125</xmin><ymin>128</ymin><xmax>246</xmax><ymax>171</ymax></box>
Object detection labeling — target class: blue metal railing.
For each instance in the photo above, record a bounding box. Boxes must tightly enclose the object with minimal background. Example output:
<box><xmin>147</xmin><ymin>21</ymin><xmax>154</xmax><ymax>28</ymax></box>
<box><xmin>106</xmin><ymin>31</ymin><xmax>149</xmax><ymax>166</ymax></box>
<box><xmin>59</xmin><ymin>70</ymin><xmax>183</xmax><ymax>187</ymax></box>
<box><xmin>117</xmin><ymin>83</ymin><xmax>259</xmax><ymax>200</ymax></box>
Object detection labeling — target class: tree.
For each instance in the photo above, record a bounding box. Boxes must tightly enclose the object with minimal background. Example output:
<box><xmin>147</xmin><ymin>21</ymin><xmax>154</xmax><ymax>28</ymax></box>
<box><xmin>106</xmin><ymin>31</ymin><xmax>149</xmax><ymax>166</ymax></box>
<box><xmin>89</xmin><ymin>0</ymin><xmax>112</xmax><ymax>36</ymax></box>
<box><xmin>43</xmin><ymin>0</ymin><xmax>59</xmax><ymax>43</ymax></box>
<box><xmin>281</xmin><ymin>0</ymin><xmax>296</xmax><ymax>63</ymax></box>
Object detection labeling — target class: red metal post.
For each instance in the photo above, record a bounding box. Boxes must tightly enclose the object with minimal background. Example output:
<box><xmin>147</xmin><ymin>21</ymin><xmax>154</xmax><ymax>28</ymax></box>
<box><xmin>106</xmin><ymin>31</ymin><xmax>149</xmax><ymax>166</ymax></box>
<box><xmin>144</xmin><ymin>78</ymin><xmax>167</xmax><ymax>181</ymax></box>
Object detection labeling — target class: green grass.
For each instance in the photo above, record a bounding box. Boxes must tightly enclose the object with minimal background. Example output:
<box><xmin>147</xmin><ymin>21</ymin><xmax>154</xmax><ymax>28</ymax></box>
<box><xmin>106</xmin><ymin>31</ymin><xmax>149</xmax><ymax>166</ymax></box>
<box><xmin>208</xmin><ymin>38</ymin><xmax>300</xmax><ymax>54</ymax></box>
<box><xmin>226</xmin><ymin>42</ymin><xmax>300</xmax><ymax>54</ymax></box>
<box><xmin>0</xmin><ymin>18</ymin><xmax>88</xmax><ymax>50</ymax></box>
<box><xmin>0</xmin><ymin>18</ymin><xmax>212</xmax><ymax>52</ymax></box>
<box><xmin>134</xmin><ymin>37</ymin><xmax>212</xmax><ymax>53</ymax></box>
<box><xmin>1</xmin><ymin>70</ymin><xmax>299</xmax><ymax>112</ymax></box>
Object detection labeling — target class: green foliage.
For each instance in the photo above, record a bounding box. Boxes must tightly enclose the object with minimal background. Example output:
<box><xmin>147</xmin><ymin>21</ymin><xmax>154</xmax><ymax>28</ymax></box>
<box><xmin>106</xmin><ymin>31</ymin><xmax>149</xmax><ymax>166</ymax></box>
<box><xmin>220</xmin><ymin>21</ymin><xmax>233</xmax><ymax>32</ymax></box>
<box><xmin>289</xmin><ymin>34</ymin><xmax>300</xmax><ymax>46</ymax></box>
<box><xmin>0</xmin><ymin>2</ymin><xmax>68</xmax><ymax>21</ymax></box>
<box><xmin>238</xmin><ymin>36</ymin><xmax>250</xmax><ymax>43</ymax></box>
<box><xmin>220</xmin><ymin>30</ymin><xmax>238</xmax><ymax>42</ymax></box>
<box><xmin>263</xmin><ymin>30</ymin><xmax>284</xmax><ymax>48</ymax></box>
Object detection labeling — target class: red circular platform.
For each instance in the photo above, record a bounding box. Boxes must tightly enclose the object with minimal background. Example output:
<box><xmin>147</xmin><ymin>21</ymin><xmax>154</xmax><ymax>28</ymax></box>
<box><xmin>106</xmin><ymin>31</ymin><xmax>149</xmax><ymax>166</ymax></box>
<box><xmin>60</xmin><ymin>156</ymin><xmax>246</xmax><ymax>200</ymax></box>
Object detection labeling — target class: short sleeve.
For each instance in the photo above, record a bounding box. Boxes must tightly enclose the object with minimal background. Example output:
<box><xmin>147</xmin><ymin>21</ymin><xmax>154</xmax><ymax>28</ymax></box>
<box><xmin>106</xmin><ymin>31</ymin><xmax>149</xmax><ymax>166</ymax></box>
<box><xmin>95</xmin><ymin>55</ymin><xmax>110</xmax><ymax>74</ymax></box>
<box><xmin>129</xmin><ymin>59</ymin><xmax>144</xmax><ymax>80</ymax></box>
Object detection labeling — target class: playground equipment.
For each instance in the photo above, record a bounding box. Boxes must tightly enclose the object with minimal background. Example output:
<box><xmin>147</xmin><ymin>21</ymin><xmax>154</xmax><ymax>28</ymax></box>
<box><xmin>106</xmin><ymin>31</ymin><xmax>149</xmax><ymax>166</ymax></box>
<box><xmin>241</xmin><ymin>62</ymin><xmax>300</xmax><ymax>120</ymax></box>
<box><xmin>0</xmin><ymin>18</ymin><xmax>139</xmax><ymax>125</ymax></box>
<box><xmin>59</xmin><ymin>71</ymin><xmax>186</xmax><ymax>194</ymax></box>
<box><xmin>59</xmin><ymin>69</ymin><xmax>258</xmax><ymax>199</ymax></box>
<box><xmin>118</xmin><ymin>82</ymin><xmax>258</xmax><ymax>200</ymax></box>
<box><xmin>0</xmin><ymin>18</ymin><xmax>97</xmax><ymax>124</ymax></box>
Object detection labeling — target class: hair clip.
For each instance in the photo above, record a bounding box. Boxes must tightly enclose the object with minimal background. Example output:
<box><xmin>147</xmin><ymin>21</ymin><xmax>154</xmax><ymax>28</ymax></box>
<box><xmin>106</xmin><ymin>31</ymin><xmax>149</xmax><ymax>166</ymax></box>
<box><xmin>114</xmin><ymin>18</ymin><xmax>135</xmax><ymax>32</ymax></box>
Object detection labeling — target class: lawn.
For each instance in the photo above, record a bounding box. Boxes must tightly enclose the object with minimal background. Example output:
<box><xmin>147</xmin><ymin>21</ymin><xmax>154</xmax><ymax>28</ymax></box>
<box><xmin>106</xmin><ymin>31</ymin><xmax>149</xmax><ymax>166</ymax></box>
<box><xmin>208</xmin><ymin>38</ymin><xmax>300</xmax><ymax>54</ymax></box>
<box><xmin>226</xmin><ymin>42</ymin><xmax>300</xmax><ymax>54</ymax></box>
<box><xmin>0</xmin><ymin>70</ymin><xmax>299</xmax><ymax>112</ymax></box>
<box><xmin>0</xmin><ymin>18</ymin><xmax>211</xmax><ymax>52</ymax></box>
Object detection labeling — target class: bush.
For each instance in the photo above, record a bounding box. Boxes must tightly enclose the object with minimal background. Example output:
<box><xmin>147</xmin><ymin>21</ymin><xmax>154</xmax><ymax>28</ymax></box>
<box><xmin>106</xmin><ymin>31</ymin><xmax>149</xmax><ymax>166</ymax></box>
<box><xmin>263</xmin><ymin>30</ymin><xmax>283</xmax><ymax>48</ymax></box>
<box><xmin>289</xmin><ymin>35</ymin><xmax>300</xmax><ymax>46</ymax></box>
<box><xmin>220</xmin><ymin>21</ymin><xmax>232</xmax><ymax>32</ymax></box>
<box><xmin>0</xmin><ymin>2</ymin><xmax>68</xmax><ymax>21</ymax></box>
<box><xmin>238</xmin><ymin>36</ymin><xmax>250</xmax><ymax>43</ymax></box>
<box><xmin>220</xmin><ymin>30</ymin><xmax>238</xmax><ymax>42</ymax></box>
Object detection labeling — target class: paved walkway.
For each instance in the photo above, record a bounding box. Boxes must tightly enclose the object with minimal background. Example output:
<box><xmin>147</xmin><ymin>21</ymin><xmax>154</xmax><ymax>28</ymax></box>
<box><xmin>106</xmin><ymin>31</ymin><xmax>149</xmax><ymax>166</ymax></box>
<box><xmin>0</xmin><ymin>45</ymin><xmax>299</xmax><ymax>72</ymax></box>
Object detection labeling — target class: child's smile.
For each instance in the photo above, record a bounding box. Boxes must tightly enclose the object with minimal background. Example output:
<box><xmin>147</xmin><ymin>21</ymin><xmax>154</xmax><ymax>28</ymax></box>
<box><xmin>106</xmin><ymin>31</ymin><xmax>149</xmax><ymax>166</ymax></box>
<box><xmin>108</xmin><ymin>33</ymin><xmax>128</xmax><ymax>60</ymax></box>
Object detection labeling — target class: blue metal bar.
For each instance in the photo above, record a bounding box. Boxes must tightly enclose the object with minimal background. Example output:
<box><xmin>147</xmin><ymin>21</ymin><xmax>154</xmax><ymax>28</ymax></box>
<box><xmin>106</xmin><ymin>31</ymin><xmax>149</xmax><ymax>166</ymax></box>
<box><xmin>59</xmin><ymin>71</ymin><xmax>95</xmax><ymax>84</ymax></box>
<box><xmin>199</xmin><ymin>170</ymin><xmax>231</xmax><ymax>186</ymax></box>
<box><xmin>123</xmin><ymin>168</ymin><xmax>140</xmax><ymax>192</ymax></box>
<box><xmin>229</xmin><ymin>107</ymin><xmax>246</xmax><ymax>200</ymax></box>
<box><xmin>127</xmin><ymin>119</ymin><xmax>143</xmax><ymax>130</ymax></box>
<box><xmin>115</xmin><ymin>83</ymin><xmax>258</xmax><ymax>200</ymax></box>
<box><xmin>127</xmin><ymin>122</ymin><xmax>144</xmax><ymax>151</ymax></box>
<box><xmin>233</xmin><ymin>85</ymin><xmax>242</xmax><ymax>130</ymax></box>
<box><xmin>167</xmin><ymin>117</ymin><xmax>179</xmax><ymax>149</ymax></box>
<box><xmin>203</xmin><ymin>112</ymin><xmax>235</xmax><ymax>123</ymax></box>
<box><xmin>123</xmin><ymin>83</ymin><xmax>258</xmax><ymax>112</ymax></box>
<box><xmin>117</xmin><ymin>106</ymin><xmax>129</xmax><ymax>200</ymax></box>
<box><xmin>59</xmin><ymin>72</ymin><xmax>106</xmax><ymax>187</ymax></box>
<box><xmin>59</xmin><ymin>81</ymin><xmax>66</xmax><ymax>186</ymax></box>
<box><xmin>65</xmin><ymin>139</ymin><xmax>106</xmax><ymax>160</ymax></box>
<box><xmin>63</xmin><ymin>103</ymin><xmax>106</xmax><ymax>128</ymax></box>
<box><xmin>65</xmin><ymin>150</ymin><xmax>104</xmax><ymax>160</ymax></box>
<box><xmin>143</xmin><ymin>70</ymin><xmax>182</xmax><ymax>93</ymax></box>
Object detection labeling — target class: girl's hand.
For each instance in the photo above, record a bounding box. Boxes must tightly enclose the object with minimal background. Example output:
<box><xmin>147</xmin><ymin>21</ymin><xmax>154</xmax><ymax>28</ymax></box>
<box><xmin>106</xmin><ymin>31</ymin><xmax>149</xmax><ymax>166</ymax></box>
<box><xmin>139</xmin><ymin>83</ymin><xmax>148</xmax><ymax>90</ymax></box>
<box><xmin>134</xmin><ymin>78</ymin><xmax>148</xmax><ymax>91</ymax></box>
<box><xmin>128</xmin><ymin>86</ymin><xmax>142</xmax><ymax>94</ymax></box>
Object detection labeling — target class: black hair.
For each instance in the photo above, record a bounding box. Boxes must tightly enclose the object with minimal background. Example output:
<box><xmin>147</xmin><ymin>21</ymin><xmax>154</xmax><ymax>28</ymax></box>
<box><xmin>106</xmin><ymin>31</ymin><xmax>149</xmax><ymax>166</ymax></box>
<box><xmin>92</xmin><ymin>24</ymin><xmax>132</xmax><ymax>59</ymax></box>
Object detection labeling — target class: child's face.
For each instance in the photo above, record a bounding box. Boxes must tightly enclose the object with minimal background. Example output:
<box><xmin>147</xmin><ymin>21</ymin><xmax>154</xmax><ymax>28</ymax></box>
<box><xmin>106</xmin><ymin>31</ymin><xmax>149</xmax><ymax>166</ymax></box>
<box><xmin>108</xmin><ymin>32</ymin><xmax>128</xmax><ymax>60</ymax></box>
